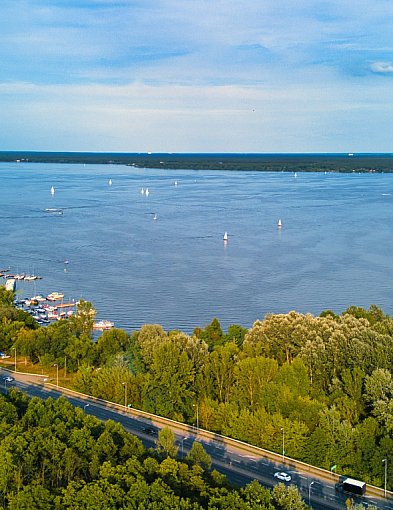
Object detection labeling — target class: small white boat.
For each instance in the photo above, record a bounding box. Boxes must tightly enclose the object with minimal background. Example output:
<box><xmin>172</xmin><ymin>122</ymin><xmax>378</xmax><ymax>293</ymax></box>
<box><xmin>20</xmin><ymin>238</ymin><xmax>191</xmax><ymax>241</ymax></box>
<box><xmin>24</xmin><ymin>275</ymin><xmax>39</xmax><ymax>281</ymax></box>
<box><xmin>45</xmin><ymin>208</ymin><xmax>63</xmax><ymax>214</ymax></box>
<box><xmin>174</xmin><ymin>181</ymin><xmax>178</xmax><ymax>186</ymax></box>
<box><xmin>277</xmin><ymin>219</ymin><xmax>283</xmax><ymax>229</ymax></box>
<box><xmin>145</xmin><ymin>188</ymin><xmax>149</xmax><ymax>196</ymax></box>
<box><xmin>141</xmin><ymin>188</ymin><xmax>145</xmax><ymax>195</ymax></box>
<box><xmin>153</xmin><ymin>213</ymin><xmax>157</xmax><ymax>220</ymax></box>
<box><xmin>47</xmin><ymin>292</ymin><xmax>64</xmax><ymax>301</ymax></box>
<box><xmin>108</xmin><ymin>179</ymin><xmax>112</xmax><ymax>186</ymax></box>
<box><xmin>294</xmin><ymin>172</ymin><xmax>297</xmax><ymax>178</ymax></box>
<box><xmin>223</xmin><ymin>231</ymin><xmax>228</xmax><ymax>242</ymax></box>
<box><xmin>93</xmin><ymin>320</ymin><xmax>114</xmax><ymax>330</ymax></box>
<box><xmin>32</xmin><ymin>295</ymin><xmax>46</xmax><ymax>302</ymax></box>
<box><xmin>50</xmin><ymin>185</ymin><xmax>55</xmax><ymax>195</ymax></box>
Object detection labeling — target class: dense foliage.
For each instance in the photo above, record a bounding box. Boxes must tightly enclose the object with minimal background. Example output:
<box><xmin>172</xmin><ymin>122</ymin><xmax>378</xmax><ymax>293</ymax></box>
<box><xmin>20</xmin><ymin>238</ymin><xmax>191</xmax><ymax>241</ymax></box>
<box><xmin>1</xmin><ymin>287</ymin><xmax>392</xmax><ymax>492</ymax></box>
<box><xmin>0</xmin><ymin>390</ymin><xmax>310</xmax><ymax>509</ymax></box>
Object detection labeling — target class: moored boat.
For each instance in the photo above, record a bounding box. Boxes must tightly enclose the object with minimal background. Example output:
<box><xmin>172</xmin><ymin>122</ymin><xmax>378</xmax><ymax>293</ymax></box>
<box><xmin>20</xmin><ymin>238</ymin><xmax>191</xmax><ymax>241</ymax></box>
<box><xmin>93</xmin><ymin>320</ymin><xmax>114</xmax><ymax>330</ymax></box>
<box><xmin>47</xmin><ymin>292</ymin><xmax>65</xmax><ymax>301</ymax></box>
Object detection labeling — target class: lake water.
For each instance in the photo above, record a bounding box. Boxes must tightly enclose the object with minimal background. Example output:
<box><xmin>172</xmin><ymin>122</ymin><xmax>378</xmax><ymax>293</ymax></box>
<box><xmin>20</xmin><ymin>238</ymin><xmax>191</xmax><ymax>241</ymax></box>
<box><xmin>1</xmin><ymin>162</ymin><xmax>393</xmax><ymax>333</ymax></box>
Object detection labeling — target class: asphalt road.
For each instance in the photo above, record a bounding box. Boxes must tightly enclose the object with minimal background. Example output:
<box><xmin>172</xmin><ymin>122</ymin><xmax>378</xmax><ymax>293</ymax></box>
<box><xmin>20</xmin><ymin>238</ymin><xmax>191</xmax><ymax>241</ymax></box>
<box><xmin>1</xmin><ymin>369</ymin><xmax>392</xmax><ymax>510</ymax></box>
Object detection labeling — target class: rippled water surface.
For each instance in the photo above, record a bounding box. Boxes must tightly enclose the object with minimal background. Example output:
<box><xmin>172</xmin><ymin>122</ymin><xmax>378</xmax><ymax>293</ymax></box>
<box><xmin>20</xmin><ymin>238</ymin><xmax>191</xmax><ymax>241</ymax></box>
<box><xmin>1</xmin><ymin>162</ymin><xmax>393</xmax><ymax>333</ymax></box>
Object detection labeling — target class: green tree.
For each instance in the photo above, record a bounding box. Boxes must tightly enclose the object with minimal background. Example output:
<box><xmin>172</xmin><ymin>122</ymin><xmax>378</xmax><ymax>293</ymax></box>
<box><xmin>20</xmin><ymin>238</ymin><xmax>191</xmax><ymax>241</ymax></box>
<box><xmin>206</xmin><ymin>341</ymin><xmax>239</xmax><ymax>403</ymax></box>
<box><xmin>95</xmin><ymin>328</ymin><xmax>130</xmax><ymax>366</ymax></box>
<box><xmin>225</xmin><ymin>324</ymin><xmax>248</xmax><ymax>349</ymax></box>
<box><xmin>156</xmin><ymin>427</ymin><xmax>179</xmax><ymax>458</ymax></box>
<box><xmin>8</xmin><ymin>484</ymin><xmax>53</xmax><ymax>510</ymax></box>
<box><xmin>196</xmin><ymin>318</ymin><xmax>223</xmax><ymax>349</ymax></box>
<box><xmin>67</xmin><ymin>300</ymin><xmax>95</xmax><ymax>338</ymax></box>
<box><xmin>143</xmin><ymin>341</ymin><xmax>195</xmax><ymax>420</ymax></box>
<box><xmin>233</xmin><ymin>356</ymin><xmax>278</xmax><ymax>411</ymax></box>
<box><xmin>186</xmin><ymin>442</ymin><xmax>212</xmax><ymax>470</ymax></box>
<box><xmin>272</xmin><ymin>483</ymin><xmax>308</xmax><ymax>509</ymax></box>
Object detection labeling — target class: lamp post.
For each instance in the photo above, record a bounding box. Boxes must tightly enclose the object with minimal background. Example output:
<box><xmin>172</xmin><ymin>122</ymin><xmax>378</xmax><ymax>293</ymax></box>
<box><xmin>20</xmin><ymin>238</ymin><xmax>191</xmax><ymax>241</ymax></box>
<box><xmin>53</xmin><ymin>363</ymin><xmax>59</xmax><ymax>387</ymax></box>
<box><xmin>4</xmin><ymin>379</ymin><xmax>7</xmax><ymax>391</ymax></box>
<box><xmin>122</xmin><ymin>382</ymin><xmax>127</xmax><ymax>409</ymax></box>
<box><xmin>281</xmin><ymin>427</ymin><xmax>285</xmax><ymax>463</ymax></box>
<box><xmin>308</xmin><ymin>481</ymin><xmax>315</xmax><ymax>507</ymax></box>
<box><xmin>193</xmin><ymin>403</ymin><xmax>199</xmax><ymax>429</ymax></box>
<box><xmin>84</xmin><ymin>403</ymin><xmax>90</xmax><ymax>413</ymax></box>
<box><xmin>64</xmin><ymin>356</ymin><xmax>67</xmax><ymax>379</ymax></box>
<box><xmin>12</xmin><ymin>347</ymin><xmax>17</xmax><ymax>373</ymax></box>
<box><xmin>383</xmin><ymin>458</ymin><xmax>387</xmax><ymax>498</ymax></box>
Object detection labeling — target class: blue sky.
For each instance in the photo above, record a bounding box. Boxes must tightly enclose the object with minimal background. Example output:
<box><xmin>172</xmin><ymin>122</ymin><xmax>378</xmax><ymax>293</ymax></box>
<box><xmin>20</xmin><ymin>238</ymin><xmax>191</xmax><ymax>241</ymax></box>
<box><xmin>1</xmin><ymin>0</ymin><xmax>393</xmax><ymax>152</ymax></box>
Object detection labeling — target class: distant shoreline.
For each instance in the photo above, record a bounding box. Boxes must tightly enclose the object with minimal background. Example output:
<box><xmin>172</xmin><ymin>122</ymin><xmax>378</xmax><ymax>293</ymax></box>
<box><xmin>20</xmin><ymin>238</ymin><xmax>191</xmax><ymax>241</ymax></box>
<box><xmin>2</xmin><ymin>151</ymin><xmax>393</xmax><ymax>173</ymax></box>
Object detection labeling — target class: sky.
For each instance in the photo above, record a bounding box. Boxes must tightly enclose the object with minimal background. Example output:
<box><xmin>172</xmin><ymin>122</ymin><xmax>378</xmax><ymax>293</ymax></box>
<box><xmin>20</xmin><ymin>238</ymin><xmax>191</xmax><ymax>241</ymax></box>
<box><xmin>1</xmin><ymin>0</ymin><xmax>393</xmax><ymax>153</ymax></box>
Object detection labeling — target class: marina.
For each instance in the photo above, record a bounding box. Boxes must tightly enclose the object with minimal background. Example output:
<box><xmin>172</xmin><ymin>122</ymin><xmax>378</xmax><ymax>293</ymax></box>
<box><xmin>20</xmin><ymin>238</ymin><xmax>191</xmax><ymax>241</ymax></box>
<box><xmin>1</xmin><ymin>272</ymin><xmax>113</xmax><ymax>329</ymax></box>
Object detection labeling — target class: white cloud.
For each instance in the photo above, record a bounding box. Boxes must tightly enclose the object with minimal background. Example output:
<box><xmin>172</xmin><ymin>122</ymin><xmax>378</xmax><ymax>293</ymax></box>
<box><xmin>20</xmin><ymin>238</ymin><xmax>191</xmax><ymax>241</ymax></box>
<box><xmin>370</xmin><ymin>61</ymin><xmax>393</xmax><ymax>74</ymax></box>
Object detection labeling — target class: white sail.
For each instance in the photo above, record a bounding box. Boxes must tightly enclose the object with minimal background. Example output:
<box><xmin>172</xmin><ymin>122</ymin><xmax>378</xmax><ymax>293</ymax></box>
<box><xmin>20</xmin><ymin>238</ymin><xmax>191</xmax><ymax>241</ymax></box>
<box><xmin>277</xmin><ymin>219</ymin><xmax>282</xmax><ymax>228</ymax></box>
<box><xmin>223</xmin><ymin>231</ymin><xmax>228</xmax><ymax>241</ymax></box>
<box><xmin>50</xmin><ymin>185</ymin><xmax>55</xmax><ymax>195</ymax></box>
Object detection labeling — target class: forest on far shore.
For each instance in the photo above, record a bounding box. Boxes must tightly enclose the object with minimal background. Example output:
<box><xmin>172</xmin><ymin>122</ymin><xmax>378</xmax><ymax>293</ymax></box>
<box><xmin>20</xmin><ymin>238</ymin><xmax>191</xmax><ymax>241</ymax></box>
<box><xmin>0</xmin><ymin>285</ymin><xmax>392</xmax><ymax>494</ymax></box>
<box><xmin>1</xmin><ymin>151</ymin><xmax>393</xmax><ymax>173</ymax></box>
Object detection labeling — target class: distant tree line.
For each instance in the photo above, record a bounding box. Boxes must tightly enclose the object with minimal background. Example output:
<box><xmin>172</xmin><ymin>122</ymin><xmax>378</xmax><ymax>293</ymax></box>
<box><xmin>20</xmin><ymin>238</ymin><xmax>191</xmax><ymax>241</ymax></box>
<box><xmin>1</xmin><ymin>151</ymin><xmax>393</xmax><ymax>172</ymax></box>
<box><xmin>0</xmin><ymin>285</ymin><xmax>392</xmax><ymax>492</ymax></box>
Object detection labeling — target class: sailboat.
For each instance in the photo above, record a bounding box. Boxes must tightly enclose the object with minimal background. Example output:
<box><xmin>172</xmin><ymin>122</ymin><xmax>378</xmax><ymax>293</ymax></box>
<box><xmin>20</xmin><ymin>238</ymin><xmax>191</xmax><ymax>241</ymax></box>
<box><xmin>223</xmin><ymin>231</ymin><xmax>228</xmax><ymax>242</ymax></box>
<box><xmin>141</xmin><ymin>188</ymin><xmax>145</xmax><ymax>195</ymax></box>
<box><xmin>153</xmin><ymin>213</ymin><xmax>157</xmax><ymax>221</ymax></box>
<box><xmin>50</xmin><ymin>185</ymin><xmax>55</xmax><ymax>196</ymax></box>
<box><xmin>145</xmin><ymin>188</ymin><xmax>149</xmax><ymax>197</ymax></box>
<box><xmin>277</xmin><ymin>219</ymin><xmax>282</xmax><ymax>229</ymax></box>
<box><xmin>108</xmin><ymin>179</ymin><xmax>112</xmax><ymax>186</ymax></box>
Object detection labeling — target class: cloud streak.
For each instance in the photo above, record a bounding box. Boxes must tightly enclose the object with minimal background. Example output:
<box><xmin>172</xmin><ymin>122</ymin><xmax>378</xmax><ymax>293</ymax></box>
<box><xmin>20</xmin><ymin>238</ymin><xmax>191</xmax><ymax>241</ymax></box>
<box><xmin>370</xmin><ymin>61</ymin><xmax>393</xmax><ymax>74</ymax></box>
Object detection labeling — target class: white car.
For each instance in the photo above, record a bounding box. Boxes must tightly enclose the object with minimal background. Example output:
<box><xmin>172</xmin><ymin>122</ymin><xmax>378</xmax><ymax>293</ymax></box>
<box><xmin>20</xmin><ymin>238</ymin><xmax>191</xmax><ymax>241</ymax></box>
<box><xmin>3</xmin><ymin>376</ymin><xmax>14</xmax><ymax>382</ymax></box>
<box><xmin>274</xmin><ymin>471</ymin><xmax>291</xmax><ymax>482</ymax></box>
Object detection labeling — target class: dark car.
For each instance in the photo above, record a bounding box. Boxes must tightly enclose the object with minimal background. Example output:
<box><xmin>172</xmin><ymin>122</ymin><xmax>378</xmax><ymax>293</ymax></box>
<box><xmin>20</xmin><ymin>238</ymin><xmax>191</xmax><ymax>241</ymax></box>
<box><xmin>143</xmin><ymin>427</ymin><xmax>157</xmax><ymax>436</ymax></box>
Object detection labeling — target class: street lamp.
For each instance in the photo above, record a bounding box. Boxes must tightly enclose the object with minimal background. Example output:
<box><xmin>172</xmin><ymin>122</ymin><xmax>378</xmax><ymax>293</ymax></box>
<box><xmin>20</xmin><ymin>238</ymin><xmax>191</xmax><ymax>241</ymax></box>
<box><xmin>281</xmin><ymin>427</ymin><xmax>285</xmax><ymax>463</ymax></box>
<box><xmin>193</xmin><ymin>403</ymin><xmax>199</xmax><ymax>429</ymax></box>
<box><xmin>122</xmin><ymin>382</ymin><xmax>127</xmax><ymax>409</ymax></box>
<box><xmin>4</xmin><ymin>379</ymin><xmax>7</xmax><ymax>391</ymax></box>
<box><xmin>383</xmin><ymin>458</ymin><xmax>387</xmax><ymax>498</ymax></box>
<box><xmin>308</xmin><ymin>481</ymin><xmax>315</xmax><ymax>507</ymax></box>
<box><xmin>12</xmin><ymin>347</ymin><xmax>17</xmax><ymax>373</ymax></box>
<box><xmin>83</xmin><ymin>403</ymin><xmax>90</xmax><ymax>413</ymax></box>
<box><xmin>53</xmin><ymin>363</ymin><xmax>59</xmax><ymax>387</ymax></box>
